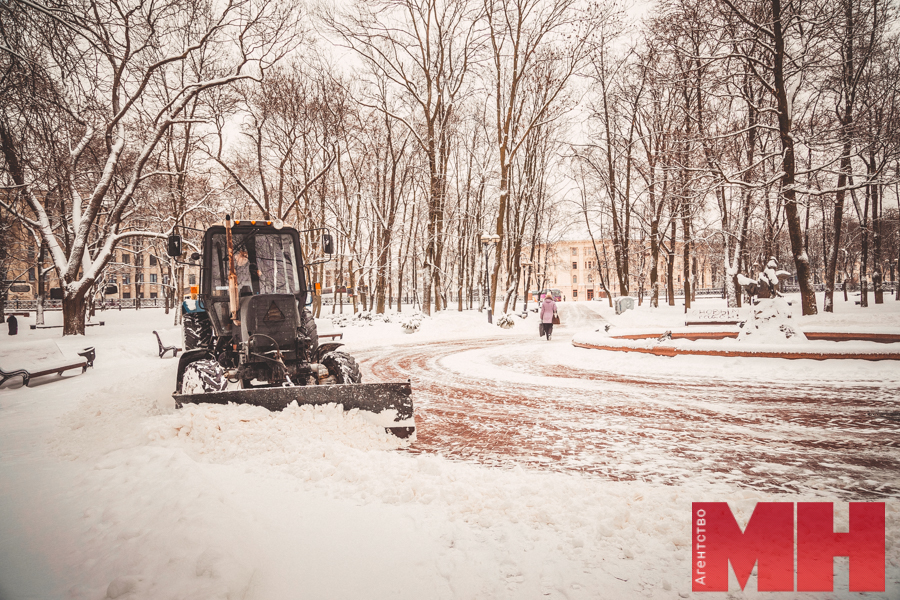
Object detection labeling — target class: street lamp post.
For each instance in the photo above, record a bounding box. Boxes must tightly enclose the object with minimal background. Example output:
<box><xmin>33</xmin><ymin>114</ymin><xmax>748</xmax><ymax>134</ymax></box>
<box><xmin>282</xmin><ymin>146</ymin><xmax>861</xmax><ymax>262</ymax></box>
<box><xmin>481</xmin><ymin>232</ymin><xmax>500</xmax><ymax>323</ymax></box>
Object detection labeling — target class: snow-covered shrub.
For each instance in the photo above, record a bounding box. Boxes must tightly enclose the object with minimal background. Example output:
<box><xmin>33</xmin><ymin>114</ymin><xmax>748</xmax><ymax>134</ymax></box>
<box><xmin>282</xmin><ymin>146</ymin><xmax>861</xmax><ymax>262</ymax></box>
<box><xmin>348</xmin><ymin>310</ymin><xmax>392</xmax><ymax>326</ymax></box>
<box><xmin>496</xmin><ymin>313</ymin><xmax>516</xmax><ymax>329</ymax></box>
<box><xmin>352</xmin><ymin>311</ymin><xmax>374</xmax><ymax>326</ymax></box>
<box><xmin>330</xmin><ymin>314</ymin><xmax>350</xmax><ymax>328</ymax></box>
<box><xmin>399</xmin><ymin>312</ymin><xmax>423</xmax><ymax>334</ymax></box>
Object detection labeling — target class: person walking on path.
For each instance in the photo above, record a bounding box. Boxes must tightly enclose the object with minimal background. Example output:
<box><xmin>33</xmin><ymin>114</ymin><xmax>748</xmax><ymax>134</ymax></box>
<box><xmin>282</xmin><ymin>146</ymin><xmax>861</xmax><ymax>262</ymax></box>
<box><xmin>539</xmin><ymin>293</ymin><xmax>558</xmax><ymax>340</ymax></box>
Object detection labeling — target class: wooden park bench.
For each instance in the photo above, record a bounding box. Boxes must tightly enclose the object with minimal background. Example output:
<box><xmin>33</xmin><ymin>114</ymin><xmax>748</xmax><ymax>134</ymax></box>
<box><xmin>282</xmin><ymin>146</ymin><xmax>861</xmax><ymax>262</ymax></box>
<box><xmin>152</xmin><ymin>330</ymin><xmax>181</xmax><ymax>358</ymax></box>
<box><xmin>319</xmin><ymin>332</ymin><xmax>343</xmax><ymax>341</ymax></box>
<box><xmin>0</xmin><ymin>339</ymin><xmax>92</xmax><ymax>387</ymax></box>
<box><xmin>30</xmin><ymin>321</ymin><xmax>105</xmax><ymax>329</ymax></box>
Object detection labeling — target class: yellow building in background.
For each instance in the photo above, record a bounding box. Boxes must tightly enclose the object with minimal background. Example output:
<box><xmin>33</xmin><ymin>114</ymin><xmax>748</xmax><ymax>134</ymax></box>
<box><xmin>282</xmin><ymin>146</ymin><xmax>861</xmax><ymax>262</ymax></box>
<box><xmin>522</xmin><ymin>240</ymin><xmax>718</xmax><ymax>302</ymax></box>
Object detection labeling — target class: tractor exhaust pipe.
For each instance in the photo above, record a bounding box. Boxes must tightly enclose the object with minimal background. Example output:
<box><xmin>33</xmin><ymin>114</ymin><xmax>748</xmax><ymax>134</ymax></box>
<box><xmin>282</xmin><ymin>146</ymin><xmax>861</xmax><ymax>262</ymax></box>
<box><xmin>225</xmin><ymin>214</ymin><xmax>241</xmax><ymax>326</ymax></box>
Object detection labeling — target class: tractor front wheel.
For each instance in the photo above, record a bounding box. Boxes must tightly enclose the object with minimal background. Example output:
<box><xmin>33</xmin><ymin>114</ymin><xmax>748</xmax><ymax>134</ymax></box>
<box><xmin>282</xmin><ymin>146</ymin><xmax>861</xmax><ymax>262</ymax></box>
<box><xmin>181</xmin><ymin>359</ymin><xmax>228</xmax><ymax>394</ymax></box>
<box><xmin>321</xmin><ymin>351</ymin><xmax>362</xmax><ymax>384</ymax></box>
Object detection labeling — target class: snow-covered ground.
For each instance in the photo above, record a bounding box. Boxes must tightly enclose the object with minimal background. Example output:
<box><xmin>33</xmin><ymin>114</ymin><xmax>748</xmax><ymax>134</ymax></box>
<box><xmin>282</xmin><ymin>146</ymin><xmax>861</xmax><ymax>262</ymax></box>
<box><xmin>1</xmin><ymin>295</ymin><xmax>898</xmax><ymax>599</ymax></box>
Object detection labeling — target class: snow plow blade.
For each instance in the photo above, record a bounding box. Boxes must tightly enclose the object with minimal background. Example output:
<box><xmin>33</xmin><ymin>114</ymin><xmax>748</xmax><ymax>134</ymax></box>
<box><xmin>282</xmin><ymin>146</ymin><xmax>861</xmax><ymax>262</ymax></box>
<box><xmin>174</xmin><ymin>382</ymin><xmax>415</xmax><ymax>438</ymax></box>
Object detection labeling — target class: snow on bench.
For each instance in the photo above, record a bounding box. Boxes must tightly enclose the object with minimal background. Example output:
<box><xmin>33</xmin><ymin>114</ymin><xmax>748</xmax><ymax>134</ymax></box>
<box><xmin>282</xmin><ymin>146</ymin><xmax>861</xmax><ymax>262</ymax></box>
<box><xmin>0</xmin><ymin>339</ymin><xmax>89</xmax><ymax>387</ymax></box>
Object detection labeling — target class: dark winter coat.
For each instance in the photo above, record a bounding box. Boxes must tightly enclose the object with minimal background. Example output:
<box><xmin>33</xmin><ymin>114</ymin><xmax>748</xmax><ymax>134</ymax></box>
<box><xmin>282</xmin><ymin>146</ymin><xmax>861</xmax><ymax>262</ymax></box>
<box><xmin>7</xmin><ymin>315</ymin><xmax>18</xmax><ymax>335</ymax></box>
<box><xmin>539</xmin><ymin>297</ymin><xmax>557</xmax><ymax>323</ymax></box>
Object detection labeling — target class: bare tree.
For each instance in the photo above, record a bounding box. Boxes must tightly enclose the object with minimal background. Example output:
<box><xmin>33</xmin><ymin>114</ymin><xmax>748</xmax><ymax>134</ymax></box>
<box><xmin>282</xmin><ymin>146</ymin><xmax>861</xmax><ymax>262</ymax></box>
<box><xmin>483</xmin><ymin>0</ymin><xmax>609</xmax><ymax>313</ymax></box>
<box><xmin>325</xmin><ymin>0</ymin><xmax>483</xmax><ymax>315</ymax></box>
<box><xmin>0</xmin><ymin>0</ymin><xmax>298</xmax><ymax>334</ymax></box>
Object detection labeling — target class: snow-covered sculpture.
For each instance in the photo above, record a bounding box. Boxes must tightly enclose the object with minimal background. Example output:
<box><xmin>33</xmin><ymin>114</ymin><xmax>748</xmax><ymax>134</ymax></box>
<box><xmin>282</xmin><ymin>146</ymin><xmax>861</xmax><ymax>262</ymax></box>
<box><xmin>760</xmin><ymin>257</ymin><xmax>785</xmax><ymax>298</ymax></box>
<box><xmin>737</xmin><ymin>258</ymin><xmax>792</xmax><ymax>303</ymax></box>
<box><xmin>736</xmin><ymin>273</ymin><xmax>759</xmax><ymax>302</ymax></box>
<box><xmin>737</xmin><ymin>297</ymin><xmax>807</xmax><ymax>344</ymax></box>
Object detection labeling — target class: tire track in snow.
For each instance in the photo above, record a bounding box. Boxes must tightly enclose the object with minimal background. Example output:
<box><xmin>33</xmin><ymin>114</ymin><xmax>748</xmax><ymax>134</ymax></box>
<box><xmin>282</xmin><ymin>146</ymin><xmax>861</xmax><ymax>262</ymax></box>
<box><xmin>356</xmin><ymin>304</ymin><xmax>900</xmax><ymax>499</ymax></box>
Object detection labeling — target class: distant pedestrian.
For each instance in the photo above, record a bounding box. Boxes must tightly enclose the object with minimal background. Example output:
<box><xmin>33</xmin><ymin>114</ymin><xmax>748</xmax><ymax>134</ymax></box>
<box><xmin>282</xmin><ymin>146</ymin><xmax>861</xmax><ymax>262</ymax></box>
<box><xmin>539</xmin><ymin>293</ymin><xmax>558</xmax><ymax>340</ymax></box>
<box><xmin>7</xmin><ymin>314</ymin><xmax>18</xmax><ymax>335</ymax></box>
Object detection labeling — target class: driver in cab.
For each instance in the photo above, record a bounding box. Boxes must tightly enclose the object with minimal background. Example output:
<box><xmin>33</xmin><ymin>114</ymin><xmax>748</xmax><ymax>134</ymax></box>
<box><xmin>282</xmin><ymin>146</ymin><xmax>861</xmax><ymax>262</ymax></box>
<box><xmin>234</xmin><ymin>248</ymin><xmax>257</xmax><ymax>294</ymax></box>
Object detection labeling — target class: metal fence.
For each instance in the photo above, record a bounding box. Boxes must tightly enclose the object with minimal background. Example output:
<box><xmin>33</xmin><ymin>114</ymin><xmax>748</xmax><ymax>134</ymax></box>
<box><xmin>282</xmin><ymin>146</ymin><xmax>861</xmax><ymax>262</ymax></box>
<box><xmin>4</xmin><ymin>297</ymin><xmax>170</xmax><ymax>311</ymax></box>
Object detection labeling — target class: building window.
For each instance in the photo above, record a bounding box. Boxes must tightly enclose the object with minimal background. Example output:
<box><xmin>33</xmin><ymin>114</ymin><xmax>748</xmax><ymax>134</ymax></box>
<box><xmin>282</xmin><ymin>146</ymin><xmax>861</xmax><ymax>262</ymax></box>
<box><xmin>137</xmin><ymin>273</ymin><xmax>144</xmax><ymax>283</ymax></box>
<box><xmin>150</xmin><ymin>273</ymin><xmax>157</xmax><ymax>283</ymax></box>
<box><xmin>588</xmin><ymin>274</ymin><xmax>593</xmax><ymax>283</ymax></box>
<box><xmin>28</xmin><ymin>267</ymin><xmax>35</xmax><ymax>281</ymax></box>
<box><xmin>123</xmin><ymin>292</ymin><xmax>131</xmax><ymax>299</ymax></box>
<box><xmin>110</xmin><ymin>275</ymin><xmax>117</xmax><ymax>283</ymax></box>
<box><xmin>573</xmin><ymin>275</ymin><xmax>578</xmax><ymax>284</ymax></box>
<box><xmin>163</xmin><ymin>275</ymin><xmax>169</xmax><ymax>285</ymax></box>
<box><xmin>571</xmin><ymin>248</ymin><xmax>578</xmax><ymax>256</ymax></box>
<box><xmin>123</xmin><ymin>274</ymin><xmax>131</xmax><ymax>284</ymax></box>
<box><xmin>150</xmin><ymin>292</ymin><xmax>158</xmax><ymax>299</ymax></box>
<box><xmin>27</xmin><ymin>248</ymin><xmax>35</xmax><ymax>260</ymax></box>
<box><xmin>573</xmin><ymin>289</ymin><xmax>578</xmax><ymax>298</ymax></box>
<box><xmin>572</xmin><ymin>261</ymin><xmax>577</xmax><ymax>270</ymax></box>
<box><xmin>122</xmin><ymin>253</ymin><xmax>130</xmax><ymax>264</ymax></box>
<box><xmin>189</xmin><ymin>274</ymin><xmax>196</xmax><ymax>285</ymax></box>
<box><xmin>586</xmin><ymin>260</ymin><xmax>593</xmax><ymax>269</ymax></box>
<box><xmin>150</xmin><ymin>255</ymin><xmax>157</xmax><ymax>266</ymax></box>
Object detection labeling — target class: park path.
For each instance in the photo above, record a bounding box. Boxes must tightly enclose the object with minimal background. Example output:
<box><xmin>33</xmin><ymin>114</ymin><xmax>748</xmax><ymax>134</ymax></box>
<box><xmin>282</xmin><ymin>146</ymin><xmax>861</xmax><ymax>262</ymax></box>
<box><xmin>358</xmin><ymin>303</ymin><xmax>900</xmax><ymax>499</ymax></box>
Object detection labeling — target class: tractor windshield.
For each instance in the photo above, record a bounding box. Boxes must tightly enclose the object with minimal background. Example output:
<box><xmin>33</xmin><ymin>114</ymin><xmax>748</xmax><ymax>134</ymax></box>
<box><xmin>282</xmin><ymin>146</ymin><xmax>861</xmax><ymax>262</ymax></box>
<box><xmin>210</xmin><ymin>231</ymin><xmax>302</xmax><ymax>296</ymax></box>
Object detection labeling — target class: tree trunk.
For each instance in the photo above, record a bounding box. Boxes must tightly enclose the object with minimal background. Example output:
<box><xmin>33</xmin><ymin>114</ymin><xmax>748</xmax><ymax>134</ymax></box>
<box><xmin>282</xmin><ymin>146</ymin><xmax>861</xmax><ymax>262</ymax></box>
<box><xmin>36</xmin><ymin>243</ymin><xmax>46</xmax><ymax>326</ymax></box>
<box><xmin>682</xmin><ymin>212</ymin><xmax>692</xmax><ymax>311</ymax></box>
<box><xmin>825</xmin><ymin>144</ymin><xmax>852</xmax><ymax>312</ymax></box>
<box><xmin>650</xmin><ymin>217</ymin><xmax>660</xmax><ymax>308</ymax></box>
<box><xmin>667</xmin><ymin>219</ymin><xmax>676</xmax><ymax>306</ymax></box>
<box><xmin>860</xmin><ymin>183</ymin><xmax>871</xmax><ymax>308</ymax></box>
<box><xmin>771</xmin><ymin>0</ymin><xmax>817</xmax><ymax>315</ymax></box>
<box><xmin>62</xmin><ymin>290</ymin><xmax>87</xmax><ymax>335</ymax></box>
<box><xmin>725</xmin><ymin>268</ymin><xmax>737</xmax><ymax>308</ymax></box>
<box><xmin>873</xmin><ymin>181</ymin><xmax>883</xmax><ymax>304</ymax></box>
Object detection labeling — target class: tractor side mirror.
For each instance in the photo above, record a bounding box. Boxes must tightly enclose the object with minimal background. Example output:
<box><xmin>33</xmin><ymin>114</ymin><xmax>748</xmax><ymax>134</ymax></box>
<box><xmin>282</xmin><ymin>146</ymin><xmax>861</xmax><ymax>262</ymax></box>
<box><xmin>190</xmin><ymin>252</ymin><xmax>201</xmax><ymax>262</ymax></box>
<box><xmin>167</xmin><ymin>234</ymin><xmax>183</xmax><ymax>257</ymax></box>
<box><xmin>323</xmin><ymin>233</ymin><xmax>334</xmax><ymax>255</ymax></box>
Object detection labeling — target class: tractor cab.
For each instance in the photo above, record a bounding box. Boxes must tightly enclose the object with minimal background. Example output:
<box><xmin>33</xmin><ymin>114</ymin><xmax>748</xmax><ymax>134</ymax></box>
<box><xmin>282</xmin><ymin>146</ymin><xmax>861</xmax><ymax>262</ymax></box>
<box><xmin>199</xmin><ymin>222</ymin><xmax>307</xmax><ymax>340</ymax></box>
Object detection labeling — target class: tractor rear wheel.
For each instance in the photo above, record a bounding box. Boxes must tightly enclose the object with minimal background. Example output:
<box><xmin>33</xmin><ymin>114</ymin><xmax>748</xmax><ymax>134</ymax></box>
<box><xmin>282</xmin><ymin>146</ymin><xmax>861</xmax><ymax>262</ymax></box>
<box><xmin>300</xmin><ymin>307</ymin><xmax>318</xmax><ymax>353</ymax></box>
<box><xmin>321</xmin><ymin>351</ymin><xmax>361</xmax><ymax>384</ymax></box>
<box><xmin>182</xmin><ymin>312</ymin><xmax>212</xmax><ymax>351</ymax></box>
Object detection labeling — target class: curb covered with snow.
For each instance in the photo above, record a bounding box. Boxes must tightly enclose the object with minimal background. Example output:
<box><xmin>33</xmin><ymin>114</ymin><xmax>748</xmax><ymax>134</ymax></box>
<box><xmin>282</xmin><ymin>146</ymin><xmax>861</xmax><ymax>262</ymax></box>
<box><xmin>572</xmin><ymin>333</ymin><xmax>900</xmax><ymax>360</ymax></box>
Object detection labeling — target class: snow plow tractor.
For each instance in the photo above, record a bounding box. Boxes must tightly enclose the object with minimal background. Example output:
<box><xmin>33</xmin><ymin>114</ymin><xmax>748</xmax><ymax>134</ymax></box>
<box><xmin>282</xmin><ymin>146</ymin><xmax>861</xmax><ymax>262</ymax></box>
<box><xmin>167</xmin><ymin>217</ymin><xmax>414</xmax><ymax>438</ymax></box>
